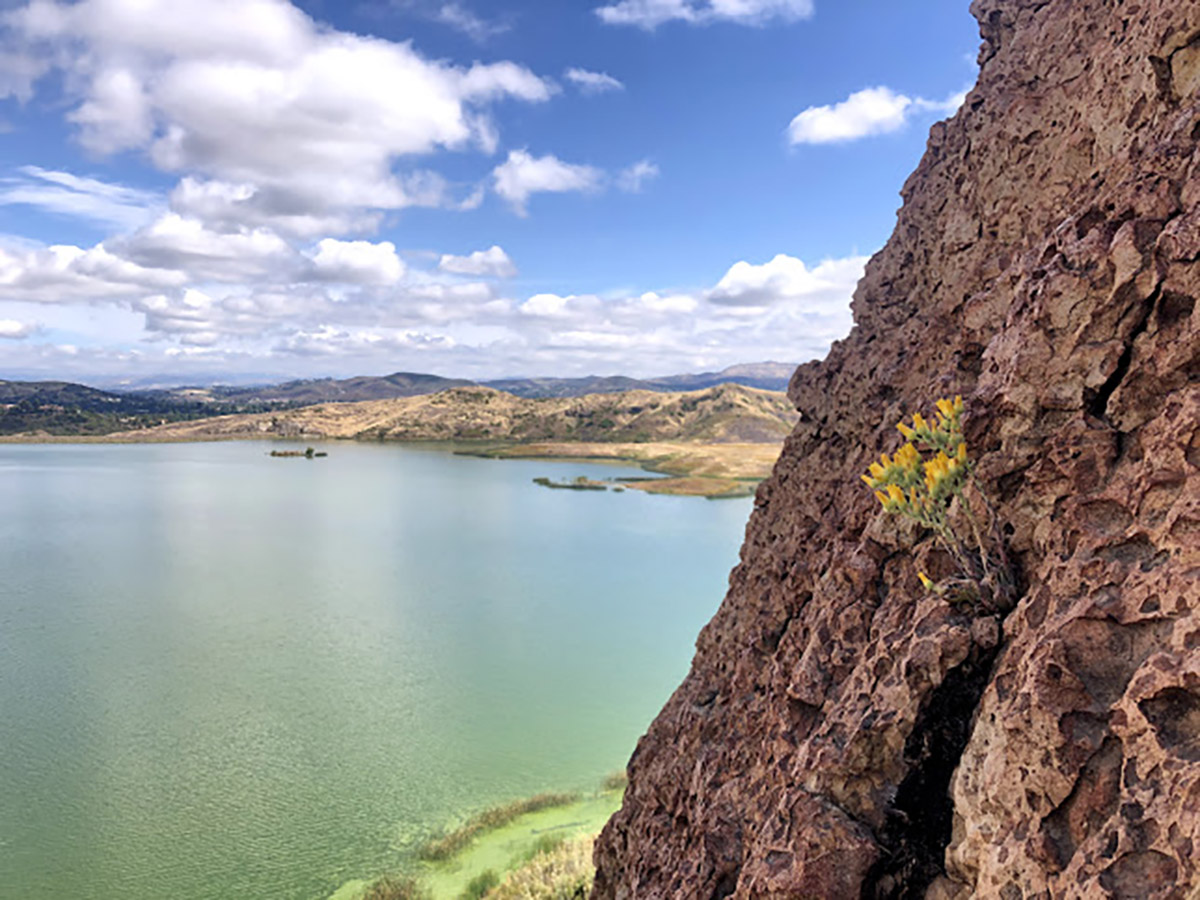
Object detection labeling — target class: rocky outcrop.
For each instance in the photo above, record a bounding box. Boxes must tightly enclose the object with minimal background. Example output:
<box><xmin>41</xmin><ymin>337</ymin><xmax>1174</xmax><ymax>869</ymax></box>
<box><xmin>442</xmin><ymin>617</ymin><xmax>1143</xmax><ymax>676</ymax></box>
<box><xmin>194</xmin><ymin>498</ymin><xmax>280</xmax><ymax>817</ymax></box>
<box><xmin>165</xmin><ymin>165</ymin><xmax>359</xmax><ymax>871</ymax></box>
<box><xmin>593</xmin><ymin>1</ymin><xmax>1200</xmax><ymax>897</ymax></box>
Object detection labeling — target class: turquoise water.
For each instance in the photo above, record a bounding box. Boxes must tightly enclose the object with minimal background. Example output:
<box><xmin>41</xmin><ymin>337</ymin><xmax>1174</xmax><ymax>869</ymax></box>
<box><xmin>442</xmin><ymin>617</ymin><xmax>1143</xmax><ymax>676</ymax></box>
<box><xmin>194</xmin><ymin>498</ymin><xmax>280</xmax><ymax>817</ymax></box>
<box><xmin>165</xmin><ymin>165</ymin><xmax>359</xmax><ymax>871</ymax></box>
<box><xmin>0</xmin><ymin>441</ymin><xmax>750</xmax><ymax>899</ymax></box>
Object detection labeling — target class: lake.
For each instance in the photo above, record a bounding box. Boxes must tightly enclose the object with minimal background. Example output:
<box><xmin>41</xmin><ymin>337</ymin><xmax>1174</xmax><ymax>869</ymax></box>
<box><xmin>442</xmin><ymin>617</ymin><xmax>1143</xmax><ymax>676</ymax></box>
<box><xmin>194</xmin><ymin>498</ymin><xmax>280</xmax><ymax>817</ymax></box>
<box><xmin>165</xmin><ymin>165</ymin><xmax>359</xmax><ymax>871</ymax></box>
<box><xmin>0</xmin><ymin>441</ymin><xmax>752</xmax><ymax>899</ymax></box>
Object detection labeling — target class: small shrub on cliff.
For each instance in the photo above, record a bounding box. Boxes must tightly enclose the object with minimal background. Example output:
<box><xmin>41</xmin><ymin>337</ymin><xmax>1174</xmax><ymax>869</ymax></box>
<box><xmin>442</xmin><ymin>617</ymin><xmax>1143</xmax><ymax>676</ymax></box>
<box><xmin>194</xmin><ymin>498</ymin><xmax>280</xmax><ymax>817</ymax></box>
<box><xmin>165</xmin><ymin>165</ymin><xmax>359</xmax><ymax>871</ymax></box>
<box><xmin>862</xmin><ymin>396</ymin><xmax>1015</xmax><ymax>610</ymax></box>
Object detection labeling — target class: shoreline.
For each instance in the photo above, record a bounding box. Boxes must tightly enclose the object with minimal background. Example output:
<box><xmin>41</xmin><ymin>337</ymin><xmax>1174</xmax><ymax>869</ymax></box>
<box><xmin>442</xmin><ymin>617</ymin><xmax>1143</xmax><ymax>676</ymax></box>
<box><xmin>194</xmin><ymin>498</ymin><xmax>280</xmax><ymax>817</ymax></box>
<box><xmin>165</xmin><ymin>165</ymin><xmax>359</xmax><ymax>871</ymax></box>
<box><xmin>0</xmin><ymin>433</ymin><xmax>779</xmax><ymax>497</ymax></box>
<box><xmin>334</xmin><ymin>783</ymin><xmax>626</xmax><ymax>900</ymax></box>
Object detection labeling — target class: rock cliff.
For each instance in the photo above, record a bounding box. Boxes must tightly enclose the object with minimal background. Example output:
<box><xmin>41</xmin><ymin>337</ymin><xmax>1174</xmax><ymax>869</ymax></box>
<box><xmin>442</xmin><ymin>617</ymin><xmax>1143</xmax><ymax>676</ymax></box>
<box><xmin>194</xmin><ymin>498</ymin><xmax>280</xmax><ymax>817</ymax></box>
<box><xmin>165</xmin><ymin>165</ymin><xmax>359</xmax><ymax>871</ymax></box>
<box><xmin>593</xmin><ymin>1</ymin><xmax>1200</xmax><ymax>897</ymax></box>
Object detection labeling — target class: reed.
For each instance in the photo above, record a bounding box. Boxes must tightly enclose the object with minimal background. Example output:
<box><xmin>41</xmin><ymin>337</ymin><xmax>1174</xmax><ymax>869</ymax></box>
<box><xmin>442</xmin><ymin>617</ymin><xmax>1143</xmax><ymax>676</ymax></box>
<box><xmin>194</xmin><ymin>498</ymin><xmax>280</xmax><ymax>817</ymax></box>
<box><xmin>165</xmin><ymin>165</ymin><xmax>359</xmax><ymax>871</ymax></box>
<box><xmin>419</xmin><ymin>792</ymin><xmax>582</xmax><ymax>861</ymax></box>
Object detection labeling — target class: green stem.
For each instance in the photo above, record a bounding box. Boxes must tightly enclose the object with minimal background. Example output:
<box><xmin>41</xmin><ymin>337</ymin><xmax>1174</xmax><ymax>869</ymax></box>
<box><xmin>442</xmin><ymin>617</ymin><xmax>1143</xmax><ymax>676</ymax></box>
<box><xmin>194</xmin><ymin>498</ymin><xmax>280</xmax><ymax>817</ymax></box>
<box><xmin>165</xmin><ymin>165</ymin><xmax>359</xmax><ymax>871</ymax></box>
<box><xmin>954</xmin><ymin>487</ymin><xmax>991</xmax><ymax>579</ymax></box>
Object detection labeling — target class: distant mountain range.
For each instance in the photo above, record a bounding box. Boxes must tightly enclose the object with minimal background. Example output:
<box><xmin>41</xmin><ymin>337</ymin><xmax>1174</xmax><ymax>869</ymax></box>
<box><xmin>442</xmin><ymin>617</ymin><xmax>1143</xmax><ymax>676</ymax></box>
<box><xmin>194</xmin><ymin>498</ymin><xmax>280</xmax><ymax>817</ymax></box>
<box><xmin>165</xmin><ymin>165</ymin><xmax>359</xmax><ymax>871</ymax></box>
<box><xmin>484</xmin><ymin>362</ymin><xmax>796</xmax><ymax>398</ymax></box>
<box><xmin>195</xmin><ymin>361</ymin><xmax>797</xmax><ymax>404</ymax></box>
<box><xmin>0</xmin><ymin>363</ymin><xmax>797</xmax><ymax>436</ymax></box>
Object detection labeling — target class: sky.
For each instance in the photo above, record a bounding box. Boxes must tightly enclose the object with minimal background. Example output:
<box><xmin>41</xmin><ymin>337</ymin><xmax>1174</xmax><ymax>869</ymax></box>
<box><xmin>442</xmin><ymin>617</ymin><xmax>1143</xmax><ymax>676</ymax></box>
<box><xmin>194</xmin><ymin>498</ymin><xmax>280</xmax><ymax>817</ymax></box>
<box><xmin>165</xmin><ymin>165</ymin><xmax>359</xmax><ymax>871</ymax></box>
<box><xmin>0</xmin><ymin>0</ymin><xmax>979</xmax><ymax>386</ymax></box>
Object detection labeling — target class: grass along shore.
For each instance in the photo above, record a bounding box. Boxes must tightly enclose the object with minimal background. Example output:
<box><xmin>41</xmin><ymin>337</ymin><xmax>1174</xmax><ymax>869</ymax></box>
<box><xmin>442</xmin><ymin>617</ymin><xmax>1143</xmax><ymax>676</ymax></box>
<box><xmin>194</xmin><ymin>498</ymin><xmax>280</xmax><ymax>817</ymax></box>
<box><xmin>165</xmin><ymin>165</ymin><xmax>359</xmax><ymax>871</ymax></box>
<box><xmin>468</xmin><ymin>440</ymin><xmax>780</xmax><ymax>498</ymax></box>
<box><xmin>330</xmin><ymin>778</ymin><xmax>626</xmax><ymax>900</ymax></box>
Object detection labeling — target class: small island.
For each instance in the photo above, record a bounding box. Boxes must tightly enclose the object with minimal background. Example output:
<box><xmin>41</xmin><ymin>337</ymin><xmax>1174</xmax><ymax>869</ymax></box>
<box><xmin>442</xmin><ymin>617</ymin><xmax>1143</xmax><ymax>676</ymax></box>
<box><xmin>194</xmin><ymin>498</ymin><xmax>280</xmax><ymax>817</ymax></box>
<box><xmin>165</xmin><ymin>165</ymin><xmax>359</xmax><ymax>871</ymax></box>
<box><xmin>269</xmin><ymin>446</ymin><xmax>328</xmax><ymax>459</ymax></box>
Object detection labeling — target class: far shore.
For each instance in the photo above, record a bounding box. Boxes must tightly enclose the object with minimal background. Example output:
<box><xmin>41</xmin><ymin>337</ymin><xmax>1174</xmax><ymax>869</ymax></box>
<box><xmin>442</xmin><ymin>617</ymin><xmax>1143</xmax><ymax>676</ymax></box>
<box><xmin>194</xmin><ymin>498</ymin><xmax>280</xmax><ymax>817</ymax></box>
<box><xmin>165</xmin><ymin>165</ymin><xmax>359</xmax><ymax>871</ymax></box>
<box><xmin>0</xmin><ymin>432</ymin><xmax>779</xmax><ymax>498</ymax></box>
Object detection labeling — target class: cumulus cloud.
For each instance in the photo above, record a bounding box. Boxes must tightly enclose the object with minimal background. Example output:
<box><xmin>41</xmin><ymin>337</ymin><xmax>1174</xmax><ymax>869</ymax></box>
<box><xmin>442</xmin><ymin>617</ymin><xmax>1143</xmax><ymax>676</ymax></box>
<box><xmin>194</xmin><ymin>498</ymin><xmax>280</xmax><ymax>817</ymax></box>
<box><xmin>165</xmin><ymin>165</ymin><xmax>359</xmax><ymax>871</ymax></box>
<box><xmin>788</xmin><ymin>86</ymin><xmax>966</xmax><ymax>145</ymax></box>
<box><xmin>307</xmin><ymin>239</ymin><xmax>405</xmax><ymax>285</ymax></box>
<box><xmin>707</xmin><ymin>253</ymin><xmax>861</xmax><ymax>307</ymax></box>
<box><xmin>0</xmin><ymin>317</ymin><xmax>36</xmax><ymax>338</ymax></box>
<box><xmin>493</xmin><ymin>150</ymin><xmax>603</xmax><ymax>216</ymax></box>
<box><xmin>564</xmin><ymin>68</ymin><xmax>624</xmax><ymax>94</ymax></box>
<box><xmin>499</xmin><ymin>251</ymin><xmax>866</xmax><ymax>373</ymax></box>
<box><xmin>595</xmin><ymin>0</ymin><xmax>813</xmax><ymax>29</ymax></box>
<box><xmin>438</xmin><ymin>245</ymin><xmax>517</xmax><ymax>278</ymax></box>
<box><xmin>112</xmin><ymin>213</ymin><xmax>295</xmax><ymax>282</ymax></box>
<box><xmin>617</xmin><ymin>160</ymin><xmax>659</xmax><ymax>193</ymax></box>
<box><xmin>0</xmin><ymin>0</ymin><xmax>555</xmax><ymax>232</ymax></box>
<box><xmin>0</xmin><ymin>242</ymin><xmax>185</xmax><ymax>303</ymax></box>
<box><xmin>0</xmin><ymin>166</ymin><xmax>161</xmax><ymax>231</ymax></box>
<box><xmin>274</xmin><ymin>325</ymin><xmax>455</xmax><ymax>358</ymax></box>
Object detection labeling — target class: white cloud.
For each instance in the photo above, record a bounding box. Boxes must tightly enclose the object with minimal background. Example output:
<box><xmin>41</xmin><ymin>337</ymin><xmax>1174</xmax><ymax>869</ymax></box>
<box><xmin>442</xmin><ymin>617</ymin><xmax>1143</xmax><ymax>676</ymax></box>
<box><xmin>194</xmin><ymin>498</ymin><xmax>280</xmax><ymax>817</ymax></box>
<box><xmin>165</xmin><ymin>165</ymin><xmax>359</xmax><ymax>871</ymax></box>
<box><xmin>520</xmin><ymin>292</ymin><xmax>578</xmax><ymax>317</ymax></box>
<box><xmin>492</xmin><ymin>150</ymin><xmax>603</xmax><ymax>216</ymax></box>
<box><xmin>0</xmin><ymin>242</ymin><xmax>185</xmax><ymax>303</ymax></box>
<box><xmin>617</xmin><ymin>160</ymin><xmax>659</xmax><ymax>193</ymax></box>
<box><xmin>0</xmin><ymin>0</ymin><xmax>556</xmax><ymax>232</ymax></box>
<box><xmin>274</xmin><ymin>325</ymin><xmax>455</xmax><ymax>357</ymax></box>
<box><xmin>595</xmin><ymin>0</ymin><xmax>813</xmax><ymax>29</ymax></box>
<box><xmin>438</xmin><ymin>245</ymin><xmax>517</xmax><ymax>278</ymax></box>
<box><xmin>167</xmin><ymin>177</ymin><xmax>385</xmax><ymax>239</ymax></box>
<box><xmin>498</xmin><ymin>251</ymin><xmax>865</xmax><ymax>374</ymax></box>
<box><xmin>0</xmin><ymin>166</ymin><xmax>161</xmax><ymax>231</ymax></box>
<box><xmin>389</xmin><ymin>1</ymin><xmax>508</xmax><ymax>42</ymax></box>
<box><xmin>307</xmin><ymin>239</ymin><xmax>405</xmax><ymax>285</ymax></box>
<box><xmin>0</xmin><ymin>317</ymin><xmax>36</xmax><ymax>338</ymax></box>
<box><xmin>564</xmin><ymin>68</ymin><xmax>624</xmax><ymax>94</ymax></box>
<box><xmin>112</xmin><ymin>213</ymin><xmax>295</xmax><ymax>282</ymax></box>
<box><xmin>788</xmin><ymin>86</ymin><xmax>966</xmax><ymax>145</ymax></box>
<box><xmin>434</xmin><ymin>3</ymin><xmax>506</xmax><ymax>40</ymax></box>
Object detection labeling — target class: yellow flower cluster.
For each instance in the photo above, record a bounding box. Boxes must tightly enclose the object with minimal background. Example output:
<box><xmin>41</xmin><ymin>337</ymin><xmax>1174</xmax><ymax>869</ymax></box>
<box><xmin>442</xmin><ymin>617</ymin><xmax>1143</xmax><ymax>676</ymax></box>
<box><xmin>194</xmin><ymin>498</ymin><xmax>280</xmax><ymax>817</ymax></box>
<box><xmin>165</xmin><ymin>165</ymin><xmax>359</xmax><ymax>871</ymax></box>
<box><xmin>861</xmin><ymin>394</ymin><xmax>1013</xmax><ymax>610</ymax></box>
<box><xmin>862</xmin><ymin>397</ymin><xmax>976</xmax><ymax>591</ymax></box>
<box><xmin>896</xmin><ymin>396</ymin><xmax>963</xmax><ymax>447</ymax></box>
<box><xmin>862</xmin><ymin>398</ymin><xmax>969</xmax><ymax>516</ymax></box>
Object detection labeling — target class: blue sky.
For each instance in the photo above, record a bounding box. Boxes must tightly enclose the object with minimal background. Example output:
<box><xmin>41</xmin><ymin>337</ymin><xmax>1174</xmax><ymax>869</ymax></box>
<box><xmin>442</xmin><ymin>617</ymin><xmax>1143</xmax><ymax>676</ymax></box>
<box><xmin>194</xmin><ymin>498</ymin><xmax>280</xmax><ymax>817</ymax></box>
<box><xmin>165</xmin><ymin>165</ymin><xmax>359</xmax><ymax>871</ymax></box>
<box><xmin>0</xmin><ymin>0</ymin><xmax>978</xmax><ymax>385</ymax></box>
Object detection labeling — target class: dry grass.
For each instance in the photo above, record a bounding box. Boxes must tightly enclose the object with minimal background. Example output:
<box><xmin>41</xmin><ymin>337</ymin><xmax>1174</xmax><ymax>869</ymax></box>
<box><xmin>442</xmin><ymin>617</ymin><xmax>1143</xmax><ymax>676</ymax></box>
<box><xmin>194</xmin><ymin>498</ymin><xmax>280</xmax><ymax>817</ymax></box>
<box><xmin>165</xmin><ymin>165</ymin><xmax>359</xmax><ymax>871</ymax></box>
<box><xmin>485</xmin><ymin>836</ymin><xmax>595</xmax><ymax>900</ymax></box>
<box><xmin>493</xmin><ymin>440</ymin><xmax>782</xmax><ymax>480</ymax></box>
<box><xmin>99</xmin><ymin>383</ymin><xmax>797</xmax><ymax>446</ymax></box>
<box><xmin>419</xmin><ymin>793</ymin><xmax>581</xmax><ymax>862</ymax></box>
<box><xmin>362</xmin><ymin>876</ymin><xmax>428</xmax><ymax>900</ymax></box>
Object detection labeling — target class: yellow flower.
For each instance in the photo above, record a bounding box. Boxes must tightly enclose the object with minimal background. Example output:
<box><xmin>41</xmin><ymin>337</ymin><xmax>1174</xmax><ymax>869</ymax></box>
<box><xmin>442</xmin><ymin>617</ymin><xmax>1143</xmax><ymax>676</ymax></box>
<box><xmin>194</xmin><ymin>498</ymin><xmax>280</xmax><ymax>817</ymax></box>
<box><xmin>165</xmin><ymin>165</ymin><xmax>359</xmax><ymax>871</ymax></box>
<box><xmin>897</xmin><ymin>422</ymin><xmax>915</xmax><ymax>439</ymax></box>
<box><xmin>874</xmin><ymin>490</ymin><xmax>889</xmax><ymax>507</ymax></box>
<box><xmin>862</xmin><ymin>474</ymin><xmax>876</xmax><ymax>488</ymax></box>
<box><xmin>918</xmin><ymin>571</ymin><xmax>935</xmax><ymax>591</ymax></box>
<box><xmin>956</xmin><ymin>442</ymin><xmax>968</xmax><ymax>464</ymax></box>
<box><xmin>869</xmin><ymin>462</ymin><xmax>886</xmax><ymax>479</ymax></box>
<box><xmin>895</xmin><ymin>443</ymin><xmax>921</xmax><ymax>470</ymax></box>
<box><xmin>887</xmin><ymin>484</ymin><xmax>905</xmax><ymax>504</ymax></box>
<box><xmin>913</xmin><ymin>412</ymin><xmax>927</xmax><ymax>431</ymax></box>
<box><xmin>936</xmin><ymin>398</ymin><xmax>954</xmax><ymax>419</ymax></box>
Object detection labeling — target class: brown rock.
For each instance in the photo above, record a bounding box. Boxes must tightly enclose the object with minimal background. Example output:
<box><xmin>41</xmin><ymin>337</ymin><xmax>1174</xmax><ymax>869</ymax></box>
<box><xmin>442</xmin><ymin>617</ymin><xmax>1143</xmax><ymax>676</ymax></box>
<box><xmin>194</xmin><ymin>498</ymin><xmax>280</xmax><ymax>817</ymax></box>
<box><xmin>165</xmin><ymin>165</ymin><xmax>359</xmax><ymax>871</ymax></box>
<box><xmin>594</xmin><ymin>0</ymin><xmax>1200</xmax><ymax>897</ymax></box>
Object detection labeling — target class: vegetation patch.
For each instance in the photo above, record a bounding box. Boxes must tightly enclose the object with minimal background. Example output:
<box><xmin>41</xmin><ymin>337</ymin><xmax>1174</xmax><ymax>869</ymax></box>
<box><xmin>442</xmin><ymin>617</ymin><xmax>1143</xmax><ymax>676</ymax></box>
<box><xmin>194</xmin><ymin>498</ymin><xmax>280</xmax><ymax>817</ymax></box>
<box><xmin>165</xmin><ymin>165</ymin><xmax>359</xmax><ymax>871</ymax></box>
<box><xmin>419</xmin><ymin>793</ymin><xmax>581</xmax><ymax>862</ymax></box>
<box><xmin>362</xmin><ymin>876</ymin><xmax>429</xmax><ymax>900</ymax></box>
<box><xmin>485</xmin><ymin>836</ymin><xmax>595</xmax><ymax>900</ymax></box>
<box><xmin>531</xmin><ymin>476</ymin><xmax>608</xmax><ymax>491</ymax></box>
<box><xmin>600</xmin><ymin>771</ymin><xmax>628</xmax><ymax>792</ymax></box>
<box><xmin>862</xmin><ymin>396</ymin><xmax>1015</xmax><ymax>611</ymax></box>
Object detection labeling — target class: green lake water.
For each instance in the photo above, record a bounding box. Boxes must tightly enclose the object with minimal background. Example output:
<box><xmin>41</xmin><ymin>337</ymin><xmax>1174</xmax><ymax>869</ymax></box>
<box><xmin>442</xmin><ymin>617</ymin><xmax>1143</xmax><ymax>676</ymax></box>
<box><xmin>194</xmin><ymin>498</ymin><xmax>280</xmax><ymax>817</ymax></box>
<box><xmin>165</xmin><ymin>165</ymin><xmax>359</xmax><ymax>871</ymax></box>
<box><xmin>0</xmin><ymin>441</ymin><xmax>752</xmax><ymax>899</ymax></box>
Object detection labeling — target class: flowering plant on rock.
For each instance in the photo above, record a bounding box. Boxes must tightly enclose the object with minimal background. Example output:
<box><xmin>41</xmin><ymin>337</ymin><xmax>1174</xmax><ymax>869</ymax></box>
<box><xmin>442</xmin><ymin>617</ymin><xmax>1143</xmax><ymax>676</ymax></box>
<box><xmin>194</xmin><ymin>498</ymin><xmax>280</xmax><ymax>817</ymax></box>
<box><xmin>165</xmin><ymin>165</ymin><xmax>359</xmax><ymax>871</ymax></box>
<box><xmin>863</xmin><ymin>396</ymin><xmax>1015</xmax><ymax>610</ymax></box>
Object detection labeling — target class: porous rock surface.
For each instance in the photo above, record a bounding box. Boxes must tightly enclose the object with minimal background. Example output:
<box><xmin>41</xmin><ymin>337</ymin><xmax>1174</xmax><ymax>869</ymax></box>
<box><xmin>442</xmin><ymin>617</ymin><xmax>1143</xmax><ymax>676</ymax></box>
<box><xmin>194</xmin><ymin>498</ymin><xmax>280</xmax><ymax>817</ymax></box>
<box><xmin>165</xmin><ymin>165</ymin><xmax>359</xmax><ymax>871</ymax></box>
<box><xmin>593</xmin><ymin>1</ymin><xmax>1200</xmax><ymax>897</ymax></box>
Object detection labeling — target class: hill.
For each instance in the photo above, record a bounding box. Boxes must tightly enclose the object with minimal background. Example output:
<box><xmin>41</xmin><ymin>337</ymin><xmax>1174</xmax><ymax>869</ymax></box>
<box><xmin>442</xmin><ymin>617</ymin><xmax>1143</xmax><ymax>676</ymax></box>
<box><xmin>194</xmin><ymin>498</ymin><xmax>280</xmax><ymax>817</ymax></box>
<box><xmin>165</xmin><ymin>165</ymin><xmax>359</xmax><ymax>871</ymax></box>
<box><xmin>204</xmin><ymin>371</ymin><xmax>475</xmax><ymax>405</ymax></box>
<box><xmin>114</xmin><ymin>382</ymin><xmax>798</xmax><ymax>444</ymax></box>
<box><xmin>0</xmin><ymin>379</ymin><xmax>263</xmax><ymax>435</ymax></box>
